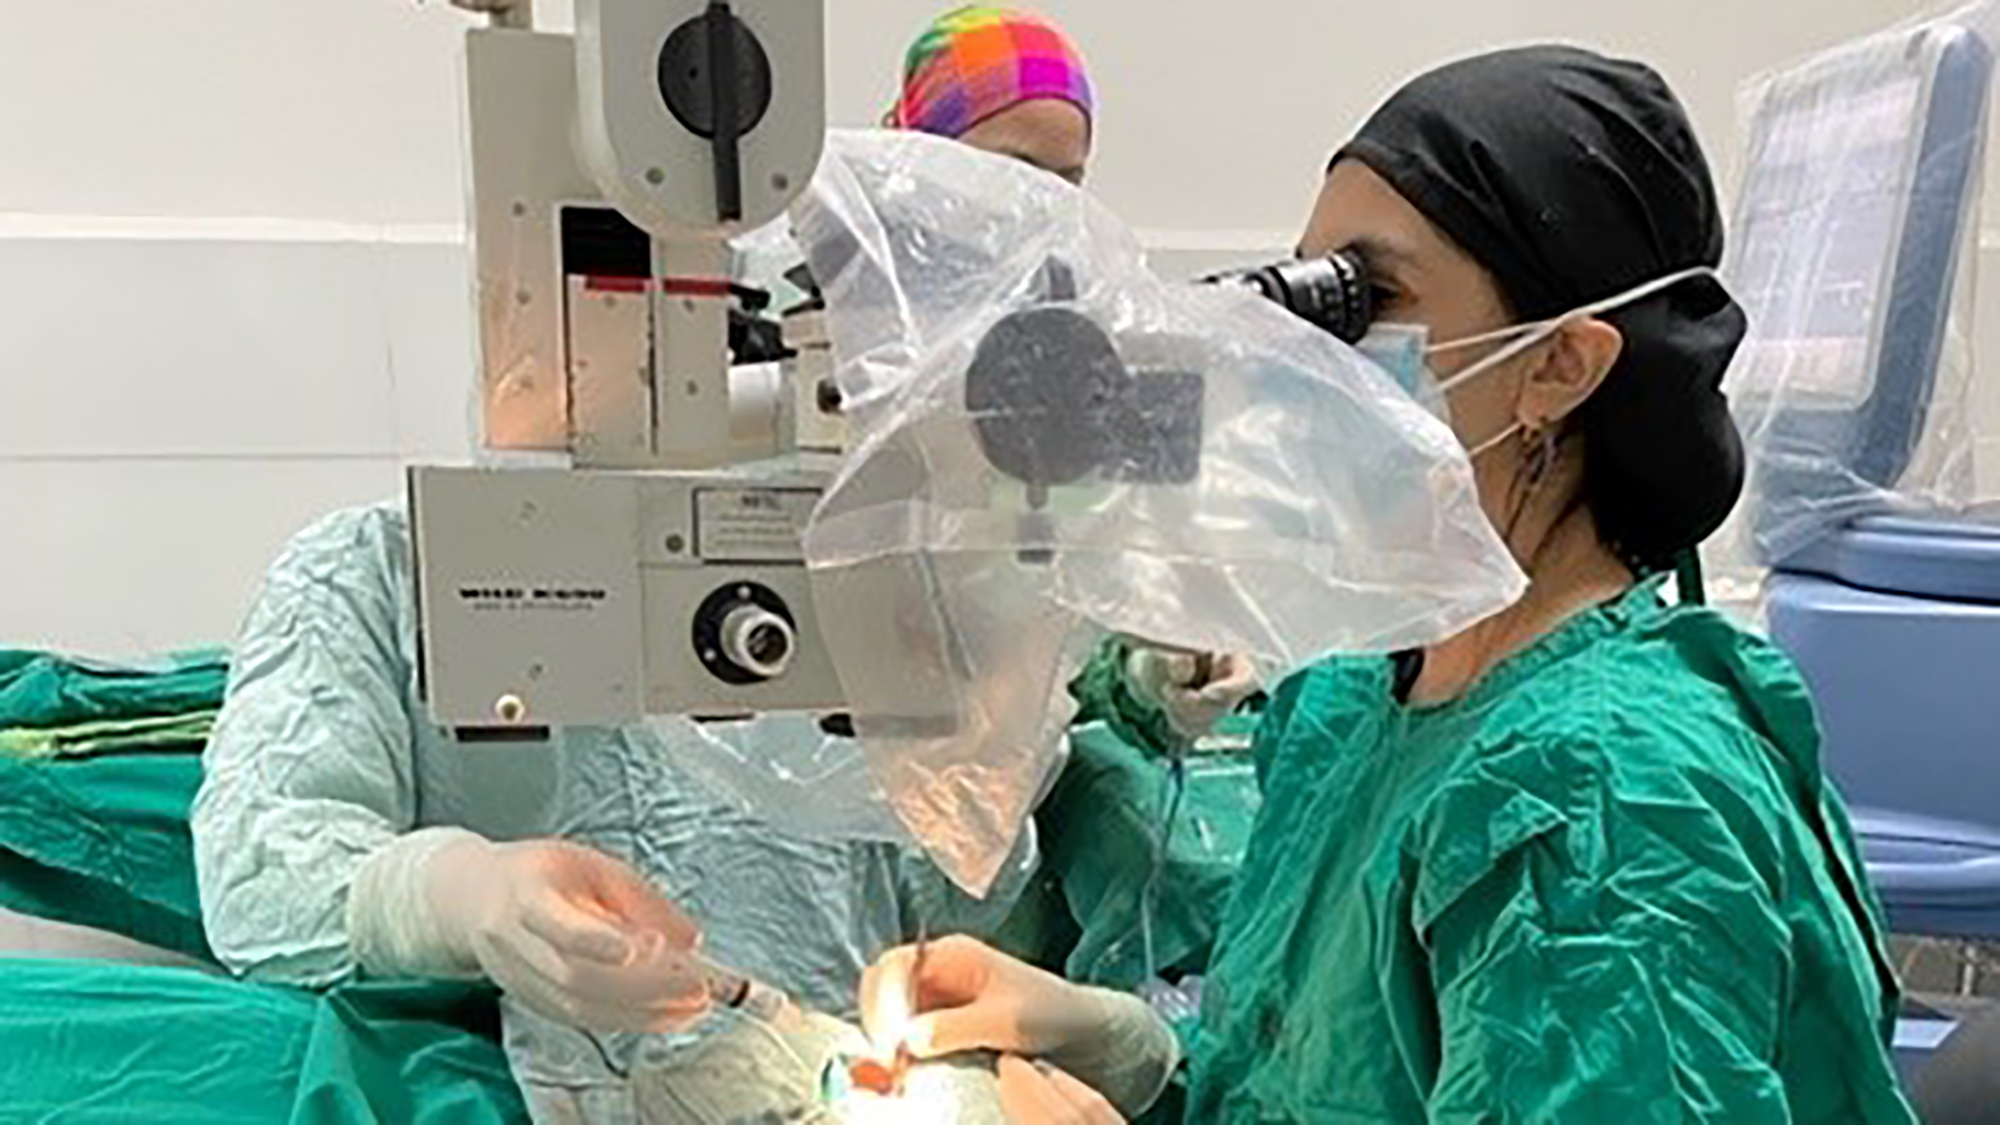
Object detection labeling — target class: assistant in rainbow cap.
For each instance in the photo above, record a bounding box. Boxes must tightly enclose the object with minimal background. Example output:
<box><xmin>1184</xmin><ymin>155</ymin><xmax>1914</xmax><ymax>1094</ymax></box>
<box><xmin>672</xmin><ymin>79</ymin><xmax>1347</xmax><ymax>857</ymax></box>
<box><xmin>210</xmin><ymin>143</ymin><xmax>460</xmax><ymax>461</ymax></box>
<box><xmin>887</xmin><ymin>6</ymin><xmax>1095</xmax><ymax>184</ymax></box>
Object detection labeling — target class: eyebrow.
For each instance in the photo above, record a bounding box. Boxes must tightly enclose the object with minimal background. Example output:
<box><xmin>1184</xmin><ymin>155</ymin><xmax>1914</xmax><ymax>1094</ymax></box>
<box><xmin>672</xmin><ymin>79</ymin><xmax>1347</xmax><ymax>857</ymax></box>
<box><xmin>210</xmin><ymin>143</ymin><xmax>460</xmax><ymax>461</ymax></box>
<box><xmin>1336</xmin><ymin>235</ymin><xmax>1422</xmax><ymax>277</ymax></box>
<box><xmin>1297</xmin><ymin>233</ymin><xmax>1417</xmax><ymax>271</ymax></box>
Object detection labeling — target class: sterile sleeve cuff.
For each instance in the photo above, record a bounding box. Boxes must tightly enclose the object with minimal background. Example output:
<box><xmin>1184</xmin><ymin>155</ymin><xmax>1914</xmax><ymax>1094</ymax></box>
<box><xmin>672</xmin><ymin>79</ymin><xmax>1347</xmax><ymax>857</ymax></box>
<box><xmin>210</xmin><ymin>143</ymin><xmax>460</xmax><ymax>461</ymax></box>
<box><xmin>348</xmin><ymin>826</ymin><xmax>490</xmax><ymax>981</ymax></box>
<box><xmin>1046</xmin><ymin>986</ymin><xmax>1182</xmax><ymax>1119</ymax></box>
<box><xmin>1070</xmin><ymin>637</ymin><xmax>1191</xmax><ymax>758</ymax></box>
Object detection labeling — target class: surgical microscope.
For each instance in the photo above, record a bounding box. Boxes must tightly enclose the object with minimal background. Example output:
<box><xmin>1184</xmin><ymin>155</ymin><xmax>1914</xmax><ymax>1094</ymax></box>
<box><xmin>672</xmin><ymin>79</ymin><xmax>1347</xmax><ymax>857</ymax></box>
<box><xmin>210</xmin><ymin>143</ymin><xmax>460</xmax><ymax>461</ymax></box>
<box><xmin>408</xmin><ymin>0</ymin><xmax>845</xmax><ymax>733</ymax></box>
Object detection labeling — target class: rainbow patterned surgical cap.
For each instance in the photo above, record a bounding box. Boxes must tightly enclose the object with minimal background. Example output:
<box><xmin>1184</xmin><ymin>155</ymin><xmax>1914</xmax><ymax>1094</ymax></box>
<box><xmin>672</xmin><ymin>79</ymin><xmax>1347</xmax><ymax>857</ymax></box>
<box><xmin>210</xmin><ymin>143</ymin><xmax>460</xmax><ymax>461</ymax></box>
<box><xmin>889</xmin><ymin>6</ymin><xmax>1095</xmax><ymax>139</ymax></box>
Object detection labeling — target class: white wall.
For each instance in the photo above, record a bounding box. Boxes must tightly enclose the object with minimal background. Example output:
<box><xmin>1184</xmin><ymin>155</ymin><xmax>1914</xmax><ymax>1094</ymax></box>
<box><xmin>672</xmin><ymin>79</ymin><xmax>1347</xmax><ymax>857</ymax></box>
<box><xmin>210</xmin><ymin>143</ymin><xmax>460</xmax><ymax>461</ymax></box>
<box><xmin>0</xmin><ymin>0</ymin><xmax>1937</xmax><ymax>228</ymax></box>
<box><xmin>0</xmin><ymin>0</ymin><xmax>1973</xmax><ymax>654</ymax></box>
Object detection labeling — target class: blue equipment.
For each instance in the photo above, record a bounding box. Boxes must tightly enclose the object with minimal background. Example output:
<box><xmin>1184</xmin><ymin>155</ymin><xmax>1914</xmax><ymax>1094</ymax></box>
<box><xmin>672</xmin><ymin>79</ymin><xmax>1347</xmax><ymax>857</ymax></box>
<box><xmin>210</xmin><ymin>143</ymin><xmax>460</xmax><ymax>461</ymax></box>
<box><xmin>1726</xmin><ymin>15</ymin><xmax>1999</xmax><ymax>1097</ymax></box>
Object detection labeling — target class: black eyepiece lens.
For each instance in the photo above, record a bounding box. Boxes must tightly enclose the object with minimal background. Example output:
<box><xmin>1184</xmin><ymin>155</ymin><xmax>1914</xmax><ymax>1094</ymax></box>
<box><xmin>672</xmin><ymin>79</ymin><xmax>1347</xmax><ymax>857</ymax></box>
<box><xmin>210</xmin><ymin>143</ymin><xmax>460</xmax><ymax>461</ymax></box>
<box><xmin>1201</xmin><ymin>251</ymin><xmax>1375</xmax><ymax>342</ymax></box>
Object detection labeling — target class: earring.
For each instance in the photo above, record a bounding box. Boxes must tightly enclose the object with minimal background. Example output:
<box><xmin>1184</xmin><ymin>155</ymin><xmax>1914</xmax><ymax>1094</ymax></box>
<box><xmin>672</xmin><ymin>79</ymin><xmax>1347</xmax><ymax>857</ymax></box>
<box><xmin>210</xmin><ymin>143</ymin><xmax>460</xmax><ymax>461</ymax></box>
<box><xmin>1522</xmin><ymin>423</ymin><xmax>1558</xmax><ymax>486</ymax></box>
<box><xmin>1497</xmin><ymin>423</ymin><xmax>1563</xmax><ymax>560</ymax></box>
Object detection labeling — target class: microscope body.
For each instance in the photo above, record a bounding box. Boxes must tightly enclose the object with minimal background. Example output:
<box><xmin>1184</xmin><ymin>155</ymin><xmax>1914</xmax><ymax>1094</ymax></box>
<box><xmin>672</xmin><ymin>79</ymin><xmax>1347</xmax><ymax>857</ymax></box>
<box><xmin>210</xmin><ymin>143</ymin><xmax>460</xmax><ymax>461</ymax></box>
<box><xmin>409</xmin><ymin>1</ymin><xmax>842</xmax><ymax>729</ymax></box>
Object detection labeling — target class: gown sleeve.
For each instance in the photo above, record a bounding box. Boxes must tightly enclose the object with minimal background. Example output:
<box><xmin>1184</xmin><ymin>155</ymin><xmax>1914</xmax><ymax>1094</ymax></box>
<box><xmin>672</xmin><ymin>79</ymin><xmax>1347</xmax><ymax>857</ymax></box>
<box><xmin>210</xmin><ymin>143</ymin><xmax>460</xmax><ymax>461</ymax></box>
<box><xmin>1416</xmin><ymin>740</ymin><xmax>1797</xmax><ymax>1123</ymax></box>
<box><xmin>191</xmin><ymin>507</ymin><xmax>418</xmax><ymax>987</ymax></box>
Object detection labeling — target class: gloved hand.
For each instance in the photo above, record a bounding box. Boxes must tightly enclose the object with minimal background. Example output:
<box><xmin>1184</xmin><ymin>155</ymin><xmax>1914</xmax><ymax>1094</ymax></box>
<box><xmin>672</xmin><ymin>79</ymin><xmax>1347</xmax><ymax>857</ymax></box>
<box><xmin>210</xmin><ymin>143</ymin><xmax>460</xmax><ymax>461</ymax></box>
<box><xmin>859</xmin><ymin>936</ymin><xmax>1177</xmax><ymax>1119</ymax></box>
<box><xmin>860</xmin><ymin>934</ymin><xmax>1098</xmax><ymax>1061</ymax></box>
<box><xmin>351</xmin><ymin>828</ymin><xmax>712</xmax><ymax>1033</ymax></box>
<box><xmin>997</xmin><ymin>1056</ymin><xmax>1125</xmax><ymax>1124</ymax></box>
<box><xmin>1121</xmin><ymin>644</ymin><xmax>1260</xmax><ymax>741</ymax></box>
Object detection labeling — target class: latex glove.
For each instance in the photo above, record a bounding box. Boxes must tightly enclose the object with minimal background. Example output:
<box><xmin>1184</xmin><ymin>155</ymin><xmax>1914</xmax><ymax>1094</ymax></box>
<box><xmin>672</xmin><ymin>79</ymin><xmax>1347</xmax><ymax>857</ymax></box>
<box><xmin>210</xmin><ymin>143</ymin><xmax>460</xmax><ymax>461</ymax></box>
<box><xmin>996</xmin><ymin>1057</ymin><xmax>1124</xmax><ymax>1125</ymax></box>
<box><xmin>860</xmin><ymin>935</ymin><xmax>1097</xmax><ymax>1061</ymax></box>
<box><xmin>860</xmin><ymin>937</ymin><xmax>1177</xmax><ymax>1118</ymax></box>
<box><xmin>352</xmin><ymin>828</ymin><xmax>711</xmax><ymax>1033</ymax></box>
<box><xmin>634</xmin><ymin>1010</ymin><xmax>860</xmax><ymax>1124</ymax></box>
<box><xmin>1121</xmin><ymin>644</ymin><xmax>1259</xmax><ymax>740</ymax></box>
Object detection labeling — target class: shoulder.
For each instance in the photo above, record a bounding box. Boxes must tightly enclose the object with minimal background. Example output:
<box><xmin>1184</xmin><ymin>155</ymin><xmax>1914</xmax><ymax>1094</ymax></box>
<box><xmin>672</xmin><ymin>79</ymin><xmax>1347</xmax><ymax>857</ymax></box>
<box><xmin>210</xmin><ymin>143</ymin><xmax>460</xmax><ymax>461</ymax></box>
<box><xmin>1411</xmin><ymin>602</ymin><xmax>1813</xmax><ymax>922</ymax></box>
<box><xmin>1263</xmin><ymin>655</ymin><xmax>1391</xmax><ymax>730</ymax></box>
<box><xmin>236</xmin><ymin>500</ymin><xmax>412</xmax><ymax>656</ymax></box>
<box><xmin>1540</xmin><ymin>599</ymin><xmax>1820</xmax><ymax>815</ymax></box>
<box><xmin>1472</xmin><ymin>597</ymin><xmax>1813</xmax><ymax>788</ymax></box>
<box><xmin>1254</xmin><ymin>655</ymin><xmax>1393</xmax><ymax>776</ymax></box>
<box><xmin>217</xmin><ymin>501</ymin><xmax>420</xmax><ymax>745</ymax></box>
<box><xmin>260</xmin><ymin>500</ymin><xmax>409</xmax><ymax>592</ymax></box>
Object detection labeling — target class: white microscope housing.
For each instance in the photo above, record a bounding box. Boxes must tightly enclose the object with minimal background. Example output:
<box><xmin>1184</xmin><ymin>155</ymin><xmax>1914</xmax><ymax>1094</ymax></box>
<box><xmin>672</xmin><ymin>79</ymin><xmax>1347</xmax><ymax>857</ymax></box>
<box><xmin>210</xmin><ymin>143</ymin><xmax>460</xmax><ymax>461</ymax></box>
<box><xmin>409</xmin><ymin>0</ymin><xmax>842</xmax><ymax>732</ymax></box>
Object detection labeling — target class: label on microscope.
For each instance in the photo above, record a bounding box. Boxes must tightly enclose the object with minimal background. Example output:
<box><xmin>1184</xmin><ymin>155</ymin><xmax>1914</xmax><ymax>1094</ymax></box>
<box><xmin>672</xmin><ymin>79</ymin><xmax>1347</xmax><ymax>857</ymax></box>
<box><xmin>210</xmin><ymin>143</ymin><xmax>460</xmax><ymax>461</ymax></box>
<box><xmin>695</xmin><ymin>487</ymin><xmax>823</xmax><ymax>562</ymax></box>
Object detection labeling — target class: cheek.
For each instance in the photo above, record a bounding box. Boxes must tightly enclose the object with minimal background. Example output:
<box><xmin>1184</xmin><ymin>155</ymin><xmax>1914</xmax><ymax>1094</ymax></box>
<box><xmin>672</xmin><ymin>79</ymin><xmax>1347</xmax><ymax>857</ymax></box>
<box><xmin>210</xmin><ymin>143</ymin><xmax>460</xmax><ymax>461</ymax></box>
<box><xmin>1471</xmin><ymin>443</ymin><xmax>1523</xmax><ymax>535</ymax></box>
<box><xmin>1436</xmin><ymin>355</ymin><xmax>1529</xmax><ymax>443</ymax></box>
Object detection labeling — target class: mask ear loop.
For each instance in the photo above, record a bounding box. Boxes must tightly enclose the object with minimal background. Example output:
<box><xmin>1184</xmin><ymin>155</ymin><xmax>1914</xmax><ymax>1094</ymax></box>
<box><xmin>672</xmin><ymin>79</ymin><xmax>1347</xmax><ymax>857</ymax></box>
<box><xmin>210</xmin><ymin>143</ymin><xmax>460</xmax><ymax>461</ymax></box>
<box><xmin>1439</xmin><ymin>264</ymin><xmax>1721</xmax><ymax>463</ymax></box>
<box><xmin>1426</xmin><ymin>265</ymin><xmax>1719</xmax><ymax>398</ymax></box>
<box><xmin>1442</xmin><ymin>332</ymin><xmax>1550</xmax><ymax>459</ymax></box>
<box><xmin>1465</xmin><ymin>418</ymin><xmax>1525</xmax><ymax>461</ymax></box>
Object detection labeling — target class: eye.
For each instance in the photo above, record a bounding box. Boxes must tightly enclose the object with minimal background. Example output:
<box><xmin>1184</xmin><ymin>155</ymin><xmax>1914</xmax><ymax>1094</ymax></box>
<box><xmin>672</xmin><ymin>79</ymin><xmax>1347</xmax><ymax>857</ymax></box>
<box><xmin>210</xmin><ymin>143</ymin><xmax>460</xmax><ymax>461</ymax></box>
<box><xmin>1369</xmin><ymin>282</ymin><xmax>1406</xmax><ymax>313</ymax></box>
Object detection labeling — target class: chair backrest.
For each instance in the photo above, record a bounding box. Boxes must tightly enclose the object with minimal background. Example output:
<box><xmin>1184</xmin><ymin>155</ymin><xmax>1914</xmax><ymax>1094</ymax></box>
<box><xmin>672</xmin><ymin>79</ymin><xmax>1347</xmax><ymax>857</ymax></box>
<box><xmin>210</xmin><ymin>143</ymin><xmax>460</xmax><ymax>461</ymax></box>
<box><xmin>1725</xmin><ymin>23</ymin><xmax>1992</xmax><ymax>563</ymax></box>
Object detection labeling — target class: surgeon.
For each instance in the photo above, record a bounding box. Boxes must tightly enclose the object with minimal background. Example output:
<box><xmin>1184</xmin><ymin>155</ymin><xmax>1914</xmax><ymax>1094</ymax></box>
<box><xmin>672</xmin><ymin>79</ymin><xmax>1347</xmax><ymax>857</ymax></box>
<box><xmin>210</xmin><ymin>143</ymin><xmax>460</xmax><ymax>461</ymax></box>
<box><xmin>737</xmin><ymin>5</ymin><xmax>1100</xmax><ymax>314</ymax></box>
<box><xmin>188</xmin><ymin>8</ymin><xmax>1109</xmax><ymax>1124</ymax></box>
<box><xmin>887</xmin><ymin>5</ymin><xmax>1094</xmax><ymax>183</ymax></box>
<box><xmin>892</xmin><ymin>6</ymin><xmax>1271</xmax><ymax>759</ymax></box>
<box><xmin>862</xmin><ymin>46</ymin><xmax>1916</xmax><ymax>1123</ymax></box>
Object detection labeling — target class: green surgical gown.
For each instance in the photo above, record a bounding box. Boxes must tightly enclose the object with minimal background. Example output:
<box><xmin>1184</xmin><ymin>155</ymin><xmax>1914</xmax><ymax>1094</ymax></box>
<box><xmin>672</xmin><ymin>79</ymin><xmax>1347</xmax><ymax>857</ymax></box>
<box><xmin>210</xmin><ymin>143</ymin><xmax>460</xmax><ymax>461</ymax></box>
<box><xmin>1180</xmin><ymin>582</ymin><xmax>1914</xmax><ymax>1122</ymax></box>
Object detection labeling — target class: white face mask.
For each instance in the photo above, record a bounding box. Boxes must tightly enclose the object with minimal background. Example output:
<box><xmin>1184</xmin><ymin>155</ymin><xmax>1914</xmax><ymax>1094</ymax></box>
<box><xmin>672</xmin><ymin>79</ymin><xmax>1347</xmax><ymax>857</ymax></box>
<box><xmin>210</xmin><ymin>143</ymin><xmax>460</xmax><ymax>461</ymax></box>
<box><xmin>1355</xmin><ymin>265</ymin><xmax>1718</xmax><ymax>458</ymax></box>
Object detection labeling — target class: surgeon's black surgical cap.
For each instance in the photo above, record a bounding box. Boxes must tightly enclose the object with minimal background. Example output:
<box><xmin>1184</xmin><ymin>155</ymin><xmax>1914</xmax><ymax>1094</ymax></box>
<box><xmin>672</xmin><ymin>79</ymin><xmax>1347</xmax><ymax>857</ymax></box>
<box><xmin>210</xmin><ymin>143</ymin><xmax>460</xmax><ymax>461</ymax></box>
<box><xmin>1335</xmin><ymin>46</ymin><xmax>1748</xmax><ymax>574</ymax></box>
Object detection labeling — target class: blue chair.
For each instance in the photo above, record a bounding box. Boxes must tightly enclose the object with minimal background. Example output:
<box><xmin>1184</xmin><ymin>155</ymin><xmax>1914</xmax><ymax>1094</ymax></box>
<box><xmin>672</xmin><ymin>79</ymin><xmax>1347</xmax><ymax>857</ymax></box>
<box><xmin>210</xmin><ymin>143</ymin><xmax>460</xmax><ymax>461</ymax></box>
<box><xmin>1725</xmin><ymin>17</ymin><xmax>1999</xmax><ymax>1088</ymax></box>
<box><xmin>1769</xmin><ymin>546</ymin><xmax>2000</xmax><ymax>940</ymax></box>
